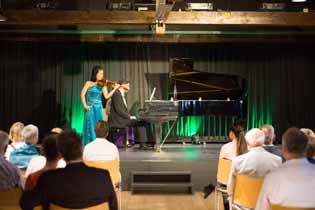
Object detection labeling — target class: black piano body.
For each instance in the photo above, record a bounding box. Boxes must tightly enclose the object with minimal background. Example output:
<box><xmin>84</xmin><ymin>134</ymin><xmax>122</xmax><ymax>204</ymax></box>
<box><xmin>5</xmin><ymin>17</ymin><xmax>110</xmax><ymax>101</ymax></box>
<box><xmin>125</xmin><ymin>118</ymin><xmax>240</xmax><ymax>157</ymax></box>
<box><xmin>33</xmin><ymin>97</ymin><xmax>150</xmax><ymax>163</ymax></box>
<box><xmin>138</xmin><ymin>58</ymin><xmax>247</xmax><ymax>150</ymax></box>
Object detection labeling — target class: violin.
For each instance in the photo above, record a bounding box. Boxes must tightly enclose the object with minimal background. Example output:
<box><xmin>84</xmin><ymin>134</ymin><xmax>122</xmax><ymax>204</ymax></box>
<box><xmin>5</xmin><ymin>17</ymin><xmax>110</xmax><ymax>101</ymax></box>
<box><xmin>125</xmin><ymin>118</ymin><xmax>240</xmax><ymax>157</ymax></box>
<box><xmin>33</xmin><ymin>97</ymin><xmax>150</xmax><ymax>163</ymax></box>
<box><xmin>97</xmin><ymin>79</ymin><xmax>118</xmax><ymax>88</ymax></box>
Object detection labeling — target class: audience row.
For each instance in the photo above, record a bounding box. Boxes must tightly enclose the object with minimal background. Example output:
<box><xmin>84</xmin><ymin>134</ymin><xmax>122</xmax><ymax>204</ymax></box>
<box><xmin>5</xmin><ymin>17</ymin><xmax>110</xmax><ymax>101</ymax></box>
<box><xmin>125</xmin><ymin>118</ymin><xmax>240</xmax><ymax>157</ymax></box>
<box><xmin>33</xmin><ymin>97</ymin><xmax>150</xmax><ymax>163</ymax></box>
<box><xmin>219</xmin><ymin>124</ymin><xmax>315</xmax><ymax>210</ymax></box>
<box><xmin>0</xmin><ymin>121</ymin><xmax>119</xmax><ymax>210</ymax></box>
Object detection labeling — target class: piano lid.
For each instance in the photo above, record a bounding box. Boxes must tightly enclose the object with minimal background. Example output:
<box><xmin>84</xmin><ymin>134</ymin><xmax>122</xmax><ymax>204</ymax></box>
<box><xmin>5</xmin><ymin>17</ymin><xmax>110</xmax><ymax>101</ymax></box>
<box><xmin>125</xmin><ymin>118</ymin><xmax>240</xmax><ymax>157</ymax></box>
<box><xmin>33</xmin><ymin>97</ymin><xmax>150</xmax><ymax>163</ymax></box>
<box><xmin>169</xmin><ymin>58</ymin><xmax>247</xmax><ymax>100</ymax></box>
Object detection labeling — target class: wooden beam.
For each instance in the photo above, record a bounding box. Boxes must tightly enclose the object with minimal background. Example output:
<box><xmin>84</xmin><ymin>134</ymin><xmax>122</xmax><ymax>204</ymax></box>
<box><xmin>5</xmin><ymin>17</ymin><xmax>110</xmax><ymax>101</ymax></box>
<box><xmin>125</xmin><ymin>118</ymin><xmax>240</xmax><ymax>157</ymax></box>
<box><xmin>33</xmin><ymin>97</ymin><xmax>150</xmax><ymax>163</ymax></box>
<box><xmin>1</xmin><ymin>33</ymin><xmax>315</xmax><ymax>43</ymax></box>
<box><xmin>2</xmin><ymin>10</ymin><xmax>315</xmax><ymax>26</ymax></box>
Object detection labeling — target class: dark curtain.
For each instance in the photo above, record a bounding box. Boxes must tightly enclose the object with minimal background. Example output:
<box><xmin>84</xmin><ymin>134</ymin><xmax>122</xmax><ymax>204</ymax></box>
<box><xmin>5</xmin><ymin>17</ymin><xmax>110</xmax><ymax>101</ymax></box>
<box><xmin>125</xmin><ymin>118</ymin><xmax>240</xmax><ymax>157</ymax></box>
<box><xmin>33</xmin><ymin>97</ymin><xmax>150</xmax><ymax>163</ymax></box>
<box><xmin>1</xmin><ymin>42</ymin><xmax>315</xmax><ymax>140</ymax></box>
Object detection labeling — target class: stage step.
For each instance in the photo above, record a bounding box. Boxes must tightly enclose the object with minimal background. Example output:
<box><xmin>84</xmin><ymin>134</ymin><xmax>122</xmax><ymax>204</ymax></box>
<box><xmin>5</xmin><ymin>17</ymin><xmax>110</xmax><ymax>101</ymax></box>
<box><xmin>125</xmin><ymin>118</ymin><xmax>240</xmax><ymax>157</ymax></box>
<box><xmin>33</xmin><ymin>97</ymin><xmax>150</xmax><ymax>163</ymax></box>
<box><xmin>131</xmin><ymin>171</ymin><xmax>193</xmax><ymax>194</ymax></box>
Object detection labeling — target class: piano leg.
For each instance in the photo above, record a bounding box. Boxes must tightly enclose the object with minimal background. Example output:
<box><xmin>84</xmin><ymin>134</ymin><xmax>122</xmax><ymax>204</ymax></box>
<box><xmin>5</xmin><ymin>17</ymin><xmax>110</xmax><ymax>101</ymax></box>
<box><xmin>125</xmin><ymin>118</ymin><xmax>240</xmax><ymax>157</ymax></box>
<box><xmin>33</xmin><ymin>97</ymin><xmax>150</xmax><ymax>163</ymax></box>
<box><xmin>153</xmin><ymin>122</ymin><xmax>161</xmax><ymax>152</ymax></box>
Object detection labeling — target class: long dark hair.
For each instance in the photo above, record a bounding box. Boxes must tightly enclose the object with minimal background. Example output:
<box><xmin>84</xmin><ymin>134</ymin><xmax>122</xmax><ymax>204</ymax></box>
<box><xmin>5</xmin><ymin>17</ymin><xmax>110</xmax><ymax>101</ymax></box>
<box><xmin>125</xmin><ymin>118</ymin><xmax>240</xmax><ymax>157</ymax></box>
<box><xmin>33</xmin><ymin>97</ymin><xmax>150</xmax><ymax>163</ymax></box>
<box><xmin>230</xmin><ymin>125</ymin><xmax>248</xmax><ymax>156</ymax></box>
<box><xmin>90</xmin><ymin>65</ymin><xmax>103</xmax><ymax>82</ymax></box>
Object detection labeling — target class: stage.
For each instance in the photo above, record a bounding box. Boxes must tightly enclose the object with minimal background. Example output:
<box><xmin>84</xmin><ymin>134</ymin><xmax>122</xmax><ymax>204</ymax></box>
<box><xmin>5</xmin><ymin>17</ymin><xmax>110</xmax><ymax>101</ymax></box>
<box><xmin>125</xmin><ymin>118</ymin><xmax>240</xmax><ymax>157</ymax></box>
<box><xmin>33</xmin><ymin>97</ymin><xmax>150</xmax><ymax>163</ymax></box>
<box><xmin>119</xmin><ymin>143</ymin><xmax>223</xmax><ymax>191</ymax></box>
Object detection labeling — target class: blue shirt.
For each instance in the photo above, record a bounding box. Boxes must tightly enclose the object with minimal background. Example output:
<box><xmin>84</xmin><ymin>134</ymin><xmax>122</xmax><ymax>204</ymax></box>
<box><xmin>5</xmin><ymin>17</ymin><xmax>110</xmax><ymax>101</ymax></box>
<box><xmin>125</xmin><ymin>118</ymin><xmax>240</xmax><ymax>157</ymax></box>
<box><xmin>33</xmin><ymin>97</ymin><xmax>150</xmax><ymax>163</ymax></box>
<box><xmin>9</xmin><ymin>144</ymin><xmax>39</xmax><ymax>169</ymax></box>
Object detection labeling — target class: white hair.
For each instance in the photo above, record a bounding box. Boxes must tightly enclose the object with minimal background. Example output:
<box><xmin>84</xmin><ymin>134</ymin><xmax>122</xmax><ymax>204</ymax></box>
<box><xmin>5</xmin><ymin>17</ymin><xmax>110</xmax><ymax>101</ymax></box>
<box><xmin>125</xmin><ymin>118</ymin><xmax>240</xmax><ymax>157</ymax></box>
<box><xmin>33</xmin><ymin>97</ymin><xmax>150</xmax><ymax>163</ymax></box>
<box><xmin>300</xmin><ymin>128</ymin><xmax>315</xmax><ymax>138</ymax></box>
<box><xmin>22</xmin><ymin>124</ymin><xmax>39</xmax><ymax>145</ymax></box>
<box><xmin>245</xmin><ymin>128</ymin><xmax>265</xmax><ymax>148</ymax></box>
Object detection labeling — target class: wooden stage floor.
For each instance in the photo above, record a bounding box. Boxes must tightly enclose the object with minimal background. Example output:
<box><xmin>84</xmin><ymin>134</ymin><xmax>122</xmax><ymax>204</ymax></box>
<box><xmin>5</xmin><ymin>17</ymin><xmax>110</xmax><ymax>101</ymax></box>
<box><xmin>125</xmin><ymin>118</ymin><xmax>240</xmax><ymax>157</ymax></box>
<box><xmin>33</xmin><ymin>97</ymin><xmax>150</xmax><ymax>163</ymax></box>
<box><xmin>119</xmin><ymin>143</ymin><xmax>222</xmax><ymax>191</ymax></box>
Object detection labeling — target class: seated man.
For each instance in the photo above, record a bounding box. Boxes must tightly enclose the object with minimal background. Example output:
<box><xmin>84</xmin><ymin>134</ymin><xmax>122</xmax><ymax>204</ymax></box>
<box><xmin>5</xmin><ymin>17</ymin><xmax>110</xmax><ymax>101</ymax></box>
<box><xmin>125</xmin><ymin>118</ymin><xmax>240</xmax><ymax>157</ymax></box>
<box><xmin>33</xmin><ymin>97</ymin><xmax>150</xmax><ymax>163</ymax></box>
<box><xmin>20</xmin><ymin>130</ymin><xmax>117</xmax><ymax>210</ymax></box>
<box><xmin>83</xmin><ymin>120</ymin><xmax>119</xmax><ymax>161</ymax></box>
<box><xmin>0</xmin><ymin>131</ymin><xmax>24</xmax><ymax>190</ymax></box>
<box><xmin>260</xmin><ymin>124</ymin><xmax>282</xmax><ymax>158</ymax></box>
<box><xmin>227</xmin><ymin>128</ymin><xmax>282</xmax><ymax>198</ymax></box>
<box><xmin>256</xmin><ymin>127</ymin><xmax>315</xmax><ymax>210</ymax></box>
<box><xmin>108</xmin><ymin>80</ymin><xmax>151</xmax><ymax>149</ymax></box>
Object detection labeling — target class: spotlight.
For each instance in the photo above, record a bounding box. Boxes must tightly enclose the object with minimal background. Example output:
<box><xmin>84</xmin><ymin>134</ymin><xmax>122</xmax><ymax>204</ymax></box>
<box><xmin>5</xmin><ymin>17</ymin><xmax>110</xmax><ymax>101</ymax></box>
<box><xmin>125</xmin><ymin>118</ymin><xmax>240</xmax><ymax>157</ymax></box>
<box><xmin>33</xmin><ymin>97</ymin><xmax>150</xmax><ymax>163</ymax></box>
<box><xmin>0</xmin><ymin>0</ymin><xmax>7</xmax><ymax>22</ymax></box>
<box><xmin>0</xmin><ymin>14</ymin><xmax>6</xmax><ymax>22</ymax></box>
<box><xmin>292</xmin><ymin>0</ymin><xmax>306</xmax><ymax>2</ymax></box>
<box><xmin>191</xmin><ymin>134</ymin><xmax>201</xmax><ymax>144</ymax></box>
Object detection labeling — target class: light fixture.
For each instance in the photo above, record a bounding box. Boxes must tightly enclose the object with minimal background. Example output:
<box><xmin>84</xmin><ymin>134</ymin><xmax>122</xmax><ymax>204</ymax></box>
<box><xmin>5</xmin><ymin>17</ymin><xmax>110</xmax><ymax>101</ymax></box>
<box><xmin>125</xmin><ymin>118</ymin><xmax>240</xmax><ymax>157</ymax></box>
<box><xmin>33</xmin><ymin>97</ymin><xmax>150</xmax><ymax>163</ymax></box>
<box><xmin>0</xmin><ymin>14</ymin><xmax>7</xmax><ymax>22</ymax></box>
<box><xmin>292</xmin><ymin>0</ymin><xmax>306</xmax><ymax>2</ymax></box>
<box><xmin>0</xmin><ymin>0</ymin><xmax>7</xmax><ymax>22</ymax></box>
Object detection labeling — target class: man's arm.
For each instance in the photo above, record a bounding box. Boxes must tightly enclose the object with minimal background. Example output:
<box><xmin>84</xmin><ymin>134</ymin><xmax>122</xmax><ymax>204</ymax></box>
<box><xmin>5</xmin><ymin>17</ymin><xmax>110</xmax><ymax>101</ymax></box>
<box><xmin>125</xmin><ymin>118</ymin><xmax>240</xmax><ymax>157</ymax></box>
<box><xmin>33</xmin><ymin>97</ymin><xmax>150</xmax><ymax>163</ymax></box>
<box><xmin>20</xmin><ymin>173</ymin><xmax>46</xmax><ymax>210</ymax></box>
<box><xmin>103</xmin><ymin>171</ymin><xmax>118</xmax><ymax>210</ymax></box>
<box><xmin>255</xmin><ymin>174</ymin><xmax>272</xmax><ymax>210</ymax></box>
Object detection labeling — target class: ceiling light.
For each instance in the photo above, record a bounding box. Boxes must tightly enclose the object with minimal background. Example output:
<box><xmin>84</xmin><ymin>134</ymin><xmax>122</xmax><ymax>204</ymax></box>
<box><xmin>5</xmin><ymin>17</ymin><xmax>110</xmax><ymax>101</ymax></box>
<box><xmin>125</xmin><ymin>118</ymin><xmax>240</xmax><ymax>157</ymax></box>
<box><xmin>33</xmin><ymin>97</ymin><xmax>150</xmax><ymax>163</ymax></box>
<box><xmin>292</xmin><ymin>0</ymin><xmax>306</xmax><ymax>2</ymax></box>
<box><xmin>0</xmin><ymin>14</ymin><xmax>7</xmax><ymax>22</ymax></box>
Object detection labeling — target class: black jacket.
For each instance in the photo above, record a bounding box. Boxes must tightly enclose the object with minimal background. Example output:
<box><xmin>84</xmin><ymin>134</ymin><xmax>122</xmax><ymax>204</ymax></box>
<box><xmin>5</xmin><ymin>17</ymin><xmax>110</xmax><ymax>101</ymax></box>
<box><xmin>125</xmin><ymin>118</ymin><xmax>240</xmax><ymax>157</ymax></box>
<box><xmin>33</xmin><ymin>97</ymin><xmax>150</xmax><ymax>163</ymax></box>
<box><xmin>108</xmin><ymin>90</ymin><xmax>130</xmax><ymax>128</ymax></box>
<box><xmin>20</xmin><ymin>162</ymin><xmax>117</xmax><ymax>210</ymax></box>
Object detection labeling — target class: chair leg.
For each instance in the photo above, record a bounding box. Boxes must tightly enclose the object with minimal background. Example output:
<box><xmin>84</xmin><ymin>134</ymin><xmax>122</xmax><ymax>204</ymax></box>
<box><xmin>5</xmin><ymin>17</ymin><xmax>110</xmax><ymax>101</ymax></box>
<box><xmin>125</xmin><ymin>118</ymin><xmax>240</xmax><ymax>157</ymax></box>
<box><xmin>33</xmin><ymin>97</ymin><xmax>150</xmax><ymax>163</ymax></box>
<box><xmin>214</xmin><ymin>187</ymin><xmax>219</xmax><ymax>210</ymax></box>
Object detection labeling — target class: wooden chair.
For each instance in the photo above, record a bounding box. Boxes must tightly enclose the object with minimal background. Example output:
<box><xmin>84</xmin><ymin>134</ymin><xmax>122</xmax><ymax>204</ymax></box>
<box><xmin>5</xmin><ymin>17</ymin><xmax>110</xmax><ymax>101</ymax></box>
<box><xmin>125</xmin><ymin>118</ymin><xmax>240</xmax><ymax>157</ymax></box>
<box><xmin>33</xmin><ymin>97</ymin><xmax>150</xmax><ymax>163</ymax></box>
<box><xmin>83</xmin><ymin>159</ymin><xmax>120</xmax><ymax>188</ymax></box>
<box><xmin>272</xmin><ymin>205</ymin><xmax>315</xmax><ymax>210</ymax></box>
<box><xmin>83</xmin><ymin>160</ymin><xmax>121</xmax><ymax>210</ymax></box>
<box><xmin>231</xmin><ymin>175</ymin><xmax>264</xmax><ymax>210</ymax></box>
<box><xmin>214</xmin><ymin>159</ymin><xmax>232</xmax><ymax>210</ymax></box>
<box><xmin>0</xmin><ymin>188</ymin><xmax>22</xmax><ymax>210</ymax></box>
<box><xmin>50</xmin><ymin>202</ymin><xmax>109</xmax><ymax>210</ymax></box>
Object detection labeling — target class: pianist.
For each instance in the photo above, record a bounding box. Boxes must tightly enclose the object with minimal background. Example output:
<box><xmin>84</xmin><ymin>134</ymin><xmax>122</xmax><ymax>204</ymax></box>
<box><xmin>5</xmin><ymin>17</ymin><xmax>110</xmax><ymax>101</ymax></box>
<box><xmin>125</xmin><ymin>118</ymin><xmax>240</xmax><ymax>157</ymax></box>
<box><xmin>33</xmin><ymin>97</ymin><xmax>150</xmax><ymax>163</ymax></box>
<box><xmin>108</xmin><ymin>80</ymin><xmax>151</xmax><ymax>150</ymax></box>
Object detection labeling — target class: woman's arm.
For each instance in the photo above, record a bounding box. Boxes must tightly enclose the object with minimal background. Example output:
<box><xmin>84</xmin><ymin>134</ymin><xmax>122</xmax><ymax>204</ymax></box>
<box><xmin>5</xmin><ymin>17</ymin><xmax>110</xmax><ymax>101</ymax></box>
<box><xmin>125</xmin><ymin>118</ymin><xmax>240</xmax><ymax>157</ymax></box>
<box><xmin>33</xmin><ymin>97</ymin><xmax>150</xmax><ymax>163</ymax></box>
<box><xmin>103</xmin><ymin>84</ymin><xmax>120</xmax><ymax>99</ymax></box>
<box><xmin>80</xmin><ymin>81</ymin><xmax>93</xmax><ymax>111</ymax></box>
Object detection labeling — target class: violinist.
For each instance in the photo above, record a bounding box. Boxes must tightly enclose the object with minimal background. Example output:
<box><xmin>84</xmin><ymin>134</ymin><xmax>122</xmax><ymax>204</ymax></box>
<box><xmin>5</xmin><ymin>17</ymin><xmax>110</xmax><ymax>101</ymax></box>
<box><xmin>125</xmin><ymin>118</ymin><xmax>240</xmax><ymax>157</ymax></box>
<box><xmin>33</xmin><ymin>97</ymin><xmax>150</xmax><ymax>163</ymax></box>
<box><xmin>80</xmin><ymin>65</ymin><xmax>119</xmax><ymax>145</ymax></box>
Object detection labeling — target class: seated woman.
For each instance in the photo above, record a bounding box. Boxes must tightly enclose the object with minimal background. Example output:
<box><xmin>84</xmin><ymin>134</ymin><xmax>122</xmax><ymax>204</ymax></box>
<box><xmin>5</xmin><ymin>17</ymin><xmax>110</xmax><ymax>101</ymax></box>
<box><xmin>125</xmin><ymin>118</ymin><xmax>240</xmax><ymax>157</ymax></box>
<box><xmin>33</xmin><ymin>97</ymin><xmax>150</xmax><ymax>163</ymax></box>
<box><xmin>9</xmin><ymin>124</ymin><xmax>40</xmax><ymax>169</ymax></box>
<box><xmin>25</xmin><ymin>134</ymin><xmax>63</xmax><ymax>191</ymax></box>
<box><xmin>219</xmin><ymin>125</ymin><xmax>248</xmax><ymax>160</ymax></box>
<box><xmin>25</xmin><ymin>132</ymin><xmax>66</xmax><ymax>178</ymax></box>
<box><xmin>5</xmin><ymin>122</ymin><xmax>25</xmax><ymax>159</ymax></box>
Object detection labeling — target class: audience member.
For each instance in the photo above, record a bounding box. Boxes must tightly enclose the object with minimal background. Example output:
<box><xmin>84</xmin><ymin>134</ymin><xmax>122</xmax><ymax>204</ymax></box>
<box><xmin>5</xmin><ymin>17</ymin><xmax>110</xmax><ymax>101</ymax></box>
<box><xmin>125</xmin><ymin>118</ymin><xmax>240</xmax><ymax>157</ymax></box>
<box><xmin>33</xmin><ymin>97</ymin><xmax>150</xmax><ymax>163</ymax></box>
<box><xmin>227</xmin><ymin>128</ymin><xmax>281</xmax><ymax>197</ymax></box>
<box><xmin>25</xmin><ymin>132</ymin><xmax>66</xmax><ymax>178</ymax></box>
<box><xmin>300</xmin><ymin>128</ymin><xmax>315</xmax><ymax>164</ymax></box>
<box><xmin>219</xmin><ymin>125</ymin><xmax>248</xmax><ymax>160</ymax></box>
<box><xmin>261</xmin><ymin>124</ymin><xmax>282</xmax><ymax>158</ymax></box>
<box><xmin>256</xmin><ymin>127</ymin><xmax>315</xmax><ymax>210</ymax></box>
<box><xmin>51</xmin><ymin>127</ymin><xmax>63</xmax><ymax>134</ymax></box>
<box><xmin>9</xmin><ymin>124</ymin><xmax>40</xmax><ymax>169</ymax></box>
<box><xmin>83</xmin><ymin>121</ymin><xmax>119</xmax><ymax>161</ymax></box>
<box><xmin>5</xmin><ymin>122</ymin><xmax>25</xmax><ymax>159</ymax></box>
<box><xmin>24</xmin><ymin>134</ymin><xmax>63</xmax><ymax>191</ymax></box>
<box><xmin>0</xmin><ymin>131</ymin><xmax>24</xmax><ymax>190</ymax></box>
<box><xmin>20</xmin><ymin>130</ymin><xmax>117</xmax><ymax>210</ymax></box>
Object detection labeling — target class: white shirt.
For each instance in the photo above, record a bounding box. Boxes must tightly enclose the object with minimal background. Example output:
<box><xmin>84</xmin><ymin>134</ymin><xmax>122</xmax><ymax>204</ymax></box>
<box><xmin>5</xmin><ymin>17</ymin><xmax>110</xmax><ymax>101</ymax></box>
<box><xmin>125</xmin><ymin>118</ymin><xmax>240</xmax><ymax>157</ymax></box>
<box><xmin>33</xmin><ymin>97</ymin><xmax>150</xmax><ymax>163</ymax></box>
<box><xmin>119</xmin><ymin>90</ymin><xmax>127</xmax><ymax>108</ymax></box>
<box><xmin>219</xmin><ymin>140</ymin><xmax>237</xmax><ymax>160</ymax></box>
<box><xmin>25</xmin><ymin>156</ymin><xmax>66</xmax><ymax>178</ymax></box>
<box><xmin>4</xmin><ymin>142</ymin><xmax>26</xmax><ymax>160</ymax></box>
<box><xmin>227</xmin><ymin>147</ymin><xmax>282</xmax><ymax>196</ymax></box>
<box><xmin>83</xmin><ymin>138</ymin><xmax>120</xmax><ymax>161</ymax></box>
<box><xmin>255</xmin><ymin>158</ymin><xmax>315</xmax><ymax>210</ymax></box>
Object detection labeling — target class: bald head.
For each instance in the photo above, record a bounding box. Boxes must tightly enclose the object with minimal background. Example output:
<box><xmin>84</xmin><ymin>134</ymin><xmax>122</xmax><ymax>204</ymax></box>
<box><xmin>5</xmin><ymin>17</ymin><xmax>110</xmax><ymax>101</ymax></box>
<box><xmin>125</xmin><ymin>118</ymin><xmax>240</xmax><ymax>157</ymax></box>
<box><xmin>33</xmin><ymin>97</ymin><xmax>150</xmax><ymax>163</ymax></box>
<box><xmin>245</xmin><ymin>128</ymin><xmax>265</xmax><ymax>148</ymax></box>
<box><xmin>0</xmin><ymin>131</ymin><xmax>9</xmax><ymax>155</ymax></box>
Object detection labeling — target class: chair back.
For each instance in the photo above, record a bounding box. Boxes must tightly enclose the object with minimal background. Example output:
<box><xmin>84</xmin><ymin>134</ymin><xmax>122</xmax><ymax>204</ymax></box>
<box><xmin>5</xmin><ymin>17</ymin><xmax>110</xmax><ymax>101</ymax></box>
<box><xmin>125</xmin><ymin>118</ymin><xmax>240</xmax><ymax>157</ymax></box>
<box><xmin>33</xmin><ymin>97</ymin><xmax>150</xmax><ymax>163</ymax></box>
<box><xmin>84</xmin><ymin>159</ymin><xmax>120</xmax><ymax>186</ymax></box>
<box><xmin>232</xmin><ymin>175</ymin><xmax>264</xmax><ymax>209</ymax></box>
<box><xmin>0</xmin><ymin>188</ymin><xmax>22</xmax><ymax>210</ymax></box>
<box><xmin>272</xmin><ymin>205</ymin><xmax>315</xmax><ymax>210</ymax></box>
<box><xmin>50</xmin><ymin>202</ymin><xmax>109</xmax><ymax>210</ymax></box>
<box><xmin>216</xmin><ymin>159</ymin><xmax>232</xmax><ymax>185</ymax></box>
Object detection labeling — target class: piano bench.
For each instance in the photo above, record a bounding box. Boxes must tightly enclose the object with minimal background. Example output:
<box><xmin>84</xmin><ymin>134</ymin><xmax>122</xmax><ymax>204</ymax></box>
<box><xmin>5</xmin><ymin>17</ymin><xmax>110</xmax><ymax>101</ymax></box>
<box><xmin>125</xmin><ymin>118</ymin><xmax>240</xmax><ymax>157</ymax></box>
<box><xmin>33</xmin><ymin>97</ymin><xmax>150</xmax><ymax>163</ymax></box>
<box><xmin>131</xmin><ymin>171</ymin><xmax>193</xmax><ymax>194</ymax></box>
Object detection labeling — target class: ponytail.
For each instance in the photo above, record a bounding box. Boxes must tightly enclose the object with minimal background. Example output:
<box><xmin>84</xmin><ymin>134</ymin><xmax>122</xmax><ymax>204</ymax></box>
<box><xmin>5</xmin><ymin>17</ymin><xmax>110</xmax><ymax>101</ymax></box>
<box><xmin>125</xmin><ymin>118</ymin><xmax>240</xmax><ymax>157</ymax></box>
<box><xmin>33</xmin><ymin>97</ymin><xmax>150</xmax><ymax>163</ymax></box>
<box><xmin>236</xmin><ymin>131</ymin><xmax>248</xmax><ymax>156</ymax></box>
<box><xmin>230</xmin><ymin>125</ymin><xmax>248</xmax><ymax>156</ymax></box>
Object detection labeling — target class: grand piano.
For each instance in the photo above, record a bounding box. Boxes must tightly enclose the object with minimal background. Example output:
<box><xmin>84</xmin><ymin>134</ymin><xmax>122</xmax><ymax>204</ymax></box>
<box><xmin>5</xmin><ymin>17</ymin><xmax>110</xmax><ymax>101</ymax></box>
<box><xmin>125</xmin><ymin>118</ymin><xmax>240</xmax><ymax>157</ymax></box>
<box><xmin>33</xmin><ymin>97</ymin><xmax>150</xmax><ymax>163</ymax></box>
<box><xmin>139</xmin><ymin>58</ymin><xmax>247</xmax><ymax>151</ymax></box>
